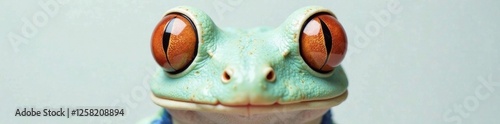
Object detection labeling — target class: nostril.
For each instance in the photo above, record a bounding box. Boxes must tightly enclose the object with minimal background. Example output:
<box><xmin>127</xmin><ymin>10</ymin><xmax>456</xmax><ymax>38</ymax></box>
<box><xmin>223</xmin><ymin>72</ymin><xmax>231</xmax><ymax>80</ymax></box>
<box><xmin>221</xmin><ymin>69</ymin><xmax>232</xmax><ymax>83</ymax></box>
<box><xmin>265</xmin><ymin>68</ymin><xmax>276</xmax><ymax>82</ymax></box>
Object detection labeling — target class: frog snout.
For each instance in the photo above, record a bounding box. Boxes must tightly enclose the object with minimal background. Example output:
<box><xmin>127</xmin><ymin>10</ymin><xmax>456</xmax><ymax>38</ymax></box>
<box><xmin>220</xmin><ymin>66</ymin><xmax>276</xmax><ymax>84</ymax></box>
<box><xmin>218</xmin><ymin>65</ymin><xmax>279</xmax><ymax>105</ymax></box>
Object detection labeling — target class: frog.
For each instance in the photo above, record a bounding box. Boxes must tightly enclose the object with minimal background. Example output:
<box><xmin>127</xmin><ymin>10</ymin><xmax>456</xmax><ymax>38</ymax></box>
<box><xmin>146</xmin><ymin>5</ymin><xmax>349</xmax><ymax>124</ymax></box>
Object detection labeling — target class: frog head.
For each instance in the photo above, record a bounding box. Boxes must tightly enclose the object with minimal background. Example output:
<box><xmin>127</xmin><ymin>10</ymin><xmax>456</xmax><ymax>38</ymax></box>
<box><xmin>149</xmin><ymin>6</ymin><xmax>348</xmax><ymax>118</ymax></box>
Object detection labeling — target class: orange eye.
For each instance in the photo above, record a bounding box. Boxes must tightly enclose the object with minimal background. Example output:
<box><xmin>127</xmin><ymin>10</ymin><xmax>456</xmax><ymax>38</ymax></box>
<box><xmin>300</xmin><ymin>13</ymin><xmax>347</xmax><ymax>73</ymax></box>
<box><xmin>151</xmin><ymin>13</ymin><xmax>198</xmax><ymax>74</ymax></box>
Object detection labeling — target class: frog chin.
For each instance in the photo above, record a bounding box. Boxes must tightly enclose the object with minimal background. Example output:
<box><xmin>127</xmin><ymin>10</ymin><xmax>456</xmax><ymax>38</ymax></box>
<box><xmin>151</xmin><ymin>90</ymin><xmax>347</xmax><ymax>116</ymax></box>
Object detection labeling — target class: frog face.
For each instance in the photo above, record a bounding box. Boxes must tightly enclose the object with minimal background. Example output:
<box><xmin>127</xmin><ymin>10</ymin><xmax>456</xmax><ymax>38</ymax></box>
<box><xmin>150</xmin><ymin>6</ymin><xmax>348</xmax><ymax>115</ymax></box>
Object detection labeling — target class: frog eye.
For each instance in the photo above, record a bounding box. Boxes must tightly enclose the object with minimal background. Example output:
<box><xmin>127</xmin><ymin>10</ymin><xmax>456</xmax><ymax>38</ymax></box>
<box><xmin>300</xmin><ymin>13</ymin><xmax>347</xmax><ymax>73</ymax></box>
<box><xmin>151</xmin><ymin>13</ymin><xmax>198</xmax><ymax>74</ymax></box>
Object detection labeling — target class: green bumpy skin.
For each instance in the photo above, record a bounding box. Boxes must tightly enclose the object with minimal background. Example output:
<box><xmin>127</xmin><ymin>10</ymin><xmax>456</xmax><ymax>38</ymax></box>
<box><xmin>150</xmin><ymin>6</ymin><xmax>348</xmax><ymax>107</ymax></box>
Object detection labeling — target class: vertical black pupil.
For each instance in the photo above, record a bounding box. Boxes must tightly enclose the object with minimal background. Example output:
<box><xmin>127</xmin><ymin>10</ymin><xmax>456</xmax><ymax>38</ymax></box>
<box><xmin>319</xmin><ymin>18</ymin><xmax>332</xmax><ymax>70</ymax></box>
<box><xmin>163</xmin><ymin>16</ymin><xmax>176</xmax><ymax>71</ymax></box>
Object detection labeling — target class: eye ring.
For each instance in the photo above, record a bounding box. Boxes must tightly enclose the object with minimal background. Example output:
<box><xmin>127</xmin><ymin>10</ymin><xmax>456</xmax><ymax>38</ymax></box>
<box><xmin>299</xmin><ymin>13</ymin><xmax>347</xmax><ymax>73</ymax></box>
<box><xmin>151</xmin><ymin>13</ymin><xmax>198</xmax><ymax>74</ymax></box>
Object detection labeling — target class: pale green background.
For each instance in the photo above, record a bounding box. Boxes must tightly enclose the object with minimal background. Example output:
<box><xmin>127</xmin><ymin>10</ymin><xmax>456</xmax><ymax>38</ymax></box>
<box><xmin>1</xmin><ymin>0</ymin><xmax>499</xmax><ymax>123</ymax></box>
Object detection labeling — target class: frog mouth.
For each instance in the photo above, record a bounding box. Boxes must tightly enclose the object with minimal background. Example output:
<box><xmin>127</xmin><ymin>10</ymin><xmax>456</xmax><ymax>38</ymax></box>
<box><xmin>151</xmin><ymin>90</ymin><xmax>347</xmax><ymax>116</ymax></box>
